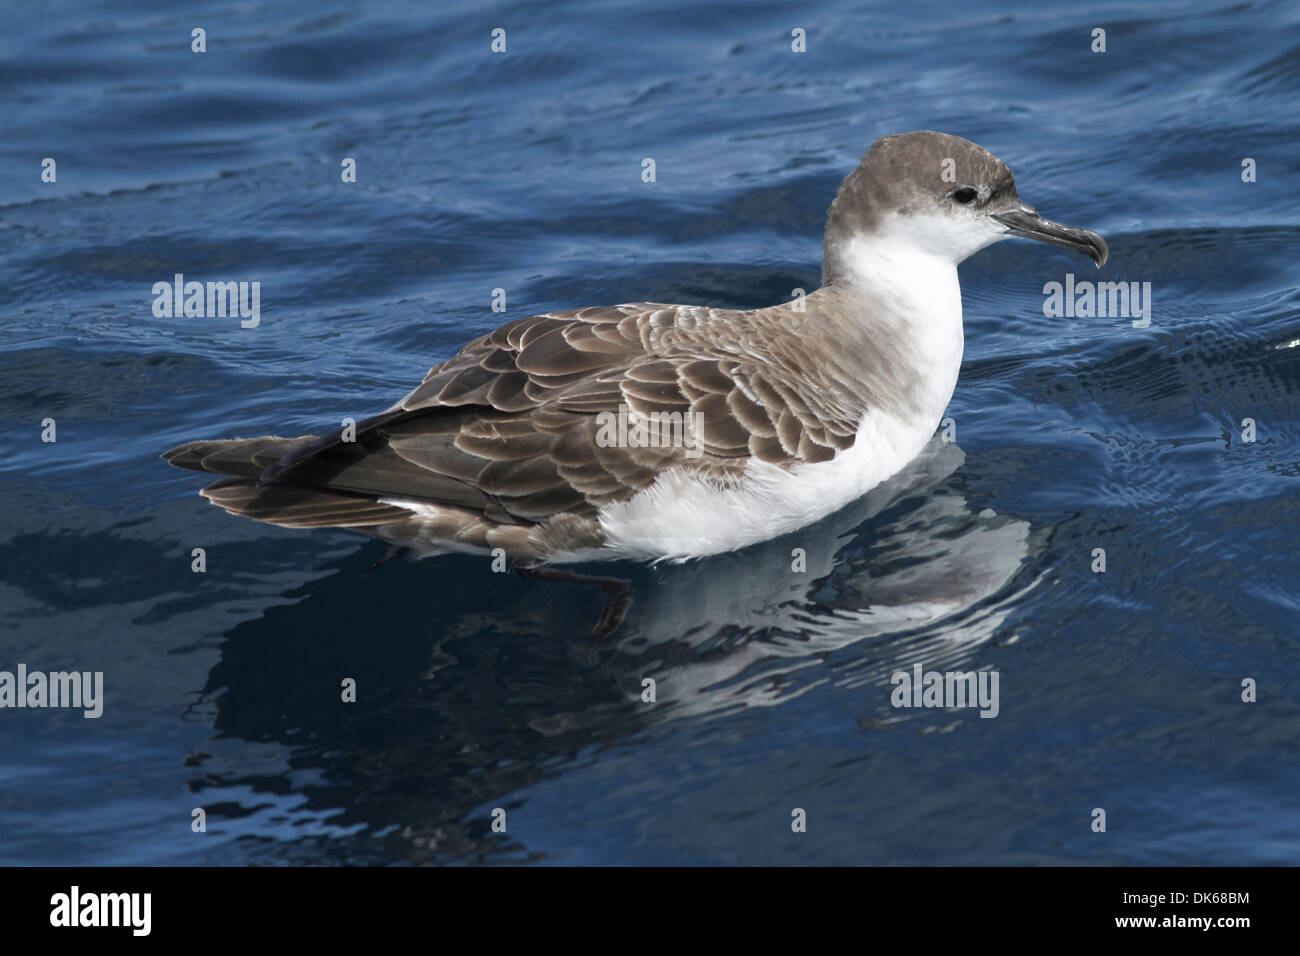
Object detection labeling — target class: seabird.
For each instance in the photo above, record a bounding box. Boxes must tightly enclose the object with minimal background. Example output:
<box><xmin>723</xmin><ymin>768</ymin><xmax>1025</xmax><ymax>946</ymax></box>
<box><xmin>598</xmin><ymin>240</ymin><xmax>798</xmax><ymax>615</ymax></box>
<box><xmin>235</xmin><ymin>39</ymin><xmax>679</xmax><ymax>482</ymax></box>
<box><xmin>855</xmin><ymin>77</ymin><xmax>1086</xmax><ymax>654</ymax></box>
<box><xmin>164</xmin><ymin>131</ymin><xmax>1105</xmax><ymax>636</ymax></box>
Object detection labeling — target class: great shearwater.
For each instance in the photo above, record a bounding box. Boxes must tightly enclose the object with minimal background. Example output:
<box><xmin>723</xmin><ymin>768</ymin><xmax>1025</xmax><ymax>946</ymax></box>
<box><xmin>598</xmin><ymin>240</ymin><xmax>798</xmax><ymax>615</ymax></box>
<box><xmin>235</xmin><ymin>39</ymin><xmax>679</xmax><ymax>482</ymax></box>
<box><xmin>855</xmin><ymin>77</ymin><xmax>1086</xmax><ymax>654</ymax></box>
<box><xmin>164</xmin><ymin>131</ymin><xmax>1105</xmax><ymax>633</ymax></box>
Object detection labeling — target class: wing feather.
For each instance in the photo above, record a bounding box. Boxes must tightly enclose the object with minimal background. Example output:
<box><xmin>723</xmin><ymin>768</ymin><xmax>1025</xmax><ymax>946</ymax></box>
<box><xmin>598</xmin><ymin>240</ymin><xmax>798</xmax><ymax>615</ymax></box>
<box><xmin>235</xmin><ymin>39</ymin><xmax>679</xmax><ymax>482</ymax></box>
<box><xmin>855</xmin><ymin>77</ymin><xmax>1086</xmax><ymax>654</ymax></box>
<box><xmin>260</xmin><ymin>303</ymin><xmax>866</xmax><ymax>530</ymax></box>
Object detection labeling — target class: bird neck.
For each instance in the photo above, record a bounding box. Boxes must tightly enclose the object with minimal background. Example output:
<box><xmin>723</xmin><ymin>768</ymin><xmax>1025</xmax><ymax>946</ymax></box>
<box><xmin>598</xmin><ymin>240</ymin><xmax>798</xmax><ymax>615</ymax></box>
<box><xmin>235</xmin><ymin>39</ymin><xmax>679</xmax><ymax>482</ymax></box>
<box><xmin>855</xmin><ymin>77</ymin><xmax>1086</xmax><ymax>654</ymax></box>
<box><xmin>811</xmin><ymin>237</ymin><xmax>966</xmax><ymax>428</ymax></box>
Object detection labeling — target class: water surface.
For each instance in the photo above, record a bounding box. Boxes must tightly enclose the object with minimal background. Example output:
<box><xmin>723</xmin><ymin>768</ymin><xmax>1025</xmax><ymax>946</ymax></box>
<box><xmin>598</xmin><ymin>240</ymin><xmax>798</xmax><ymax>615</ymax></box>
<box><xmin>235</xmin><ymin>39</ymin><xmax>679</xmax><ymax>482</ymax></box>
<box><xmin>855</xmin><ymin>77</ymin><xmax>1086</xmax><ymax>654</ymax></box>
<box><xmin>1</xmin><ymin>0</ymin><xmax>1298</xmax><ymax>865</ymax></box>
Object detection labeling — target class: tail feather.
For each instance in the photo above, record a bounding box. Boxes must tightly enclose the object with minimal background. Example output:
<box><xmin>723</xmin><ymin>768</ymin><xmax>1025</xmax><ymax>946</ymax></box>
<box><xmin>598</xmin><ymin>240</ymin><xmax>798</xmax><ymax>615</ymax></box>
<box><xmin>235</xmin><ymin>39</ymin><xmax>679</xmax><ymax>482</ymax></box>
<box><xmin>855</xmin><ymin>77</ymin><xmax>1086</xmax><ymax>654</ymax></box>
<box><xmin>200</xmin><ymin>477</ymin><xmax>410</xmax><ymax>528</ymax></box>
<box><xmin>163</xmin><ymin>435</ymin><xmax>410</xmax><ymax>529</ymax></box>
<box><xmin>162</xmin><ymin>436</ymin><xmax>317</xmax><ymax>478</ymax></box>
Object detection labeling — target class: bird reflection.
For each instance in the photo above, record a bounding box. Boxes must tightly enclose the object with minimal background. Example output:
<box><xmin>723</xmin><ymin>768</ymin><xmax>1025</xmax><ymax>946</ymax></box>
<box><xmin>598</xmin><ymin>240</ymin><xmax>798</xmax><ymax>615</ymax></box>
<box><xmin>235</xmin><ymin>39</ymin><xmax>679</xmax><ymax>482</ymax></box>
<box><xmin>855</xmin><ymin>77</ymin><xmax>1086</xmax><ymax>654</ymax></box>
<box><xmin>533</xmin><ymin>437</ymin><xmax>1036</xmax><ymax>729</ymax></box>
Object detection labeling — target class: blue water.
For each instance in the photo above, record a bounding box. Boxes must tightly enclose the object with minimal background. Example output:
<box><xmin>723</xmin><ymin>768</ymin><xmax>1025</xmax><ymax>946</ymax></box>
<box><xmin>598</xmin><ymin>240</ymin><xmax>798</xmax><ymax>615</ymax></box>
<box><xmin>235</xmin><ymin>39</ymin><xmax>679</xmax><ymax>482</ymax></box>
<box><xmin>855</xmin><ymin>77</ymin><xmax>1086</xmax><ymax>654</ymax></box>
<box><xmin>1</xmin><ymin>0</ymin><xmax>1298</xmax><ymax>866</ymax></box>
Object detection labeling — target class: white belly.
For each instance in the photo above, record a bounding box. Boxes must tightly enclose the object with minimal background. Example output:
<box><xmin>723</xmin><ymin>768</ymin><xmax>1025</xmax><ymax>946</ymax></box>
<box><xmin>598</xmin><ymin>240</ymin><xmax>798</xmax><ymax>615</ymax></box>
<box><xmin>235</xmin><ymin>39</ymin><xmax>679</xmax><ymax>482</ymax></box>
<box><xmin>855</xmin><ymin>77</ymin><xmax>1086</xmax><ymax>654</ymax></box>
<box><xmin>591</xmin><ymin>404</ymin><xmax>943</xmax><ymax>563</ymax></box>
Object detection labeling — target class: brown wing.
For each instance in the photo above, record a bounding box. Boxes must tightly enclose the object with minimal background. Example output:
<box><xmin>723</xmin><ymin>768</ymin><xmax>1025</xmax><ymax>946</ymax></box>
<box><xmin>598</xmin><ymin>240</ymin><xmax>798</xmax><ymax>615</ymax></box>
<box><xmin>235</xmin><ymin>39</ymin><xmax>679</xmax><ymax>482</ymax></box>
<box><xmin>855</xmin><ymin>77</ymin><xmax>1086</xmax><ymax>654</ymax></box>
<box><xmin>258</xmin><ymin>303</ymin><xmax>861</xmax><ymax>526</ymax></box>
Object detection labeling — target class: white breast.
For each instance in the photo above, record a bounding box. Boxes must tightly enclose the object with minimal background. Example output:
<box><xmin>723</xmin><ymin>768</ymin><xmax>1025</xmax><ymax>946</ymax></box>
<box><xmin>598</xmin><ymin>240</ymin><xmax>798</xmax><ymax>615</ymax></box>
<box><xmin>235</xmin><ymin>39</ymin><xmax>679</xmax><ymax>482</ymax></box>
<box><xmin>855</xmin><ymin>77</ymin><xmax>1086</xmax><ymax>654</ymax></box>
<box><xmin>590</xmin><ymin>237</ymin><xmax>966</xmax><ymax>564</ymax></box>
<box><xmin>590</xmin><ymin>409</ymin><xmax>931</xmax><ymax>562</ymax></box>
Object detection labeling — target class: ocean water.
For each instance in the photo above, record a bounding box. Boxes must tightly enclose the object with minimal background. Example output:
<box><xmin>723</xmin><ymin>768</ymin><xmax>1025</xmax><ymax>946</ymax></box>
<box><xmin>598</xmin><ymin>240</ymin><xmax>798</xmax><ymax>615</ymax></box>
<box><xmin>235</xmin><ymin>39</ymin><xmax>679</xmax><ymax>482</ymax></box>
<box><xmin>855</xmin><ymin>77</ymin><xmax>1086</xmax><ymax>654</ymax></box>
<box><xmin>1</xmin><ymin>0</ymin><xmax>1298</xmax><ymax>866</ymax></box>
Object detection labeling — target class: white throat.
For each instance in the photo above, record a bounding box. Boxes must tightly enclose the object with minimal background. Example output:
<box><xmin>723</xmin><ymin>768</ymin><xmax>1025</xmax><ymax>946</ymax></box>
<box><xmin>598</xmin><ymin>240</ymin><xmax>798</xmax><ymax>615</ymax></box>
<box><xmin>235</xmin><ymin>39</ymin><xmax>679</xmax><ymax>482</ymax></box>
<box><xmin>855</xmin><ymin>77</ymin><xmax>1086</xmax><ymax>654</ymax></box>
<box><xmin>836</xmin><ymin>208</ymin><xmax>1008</xmax><ymax>279</ymax></box>
<box><xmin>835</xmin><ymin>225</ymin><xmax>968</xmax><ymax>421</ymax></box>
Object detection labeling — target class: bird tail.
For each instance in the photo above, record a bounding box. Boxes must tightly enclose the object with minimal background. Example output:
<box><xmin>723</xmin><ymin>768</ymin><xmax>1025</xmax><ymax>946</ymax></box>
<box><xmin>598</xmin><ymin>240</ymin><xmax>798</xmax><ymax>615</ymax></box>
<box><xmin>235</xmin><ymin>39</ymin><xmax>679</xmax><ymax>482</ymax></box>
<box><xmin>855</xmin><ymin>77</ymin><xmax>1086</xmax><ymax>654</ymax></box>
<box><xmin>162</xmin><ymin>435</ymin><xmax>315</xmax><ymax>478</ymax></box>
<box><xmin>161</xmin><ymin>436</ymin><xmax>412</xmax><ymax>529</ymax></box>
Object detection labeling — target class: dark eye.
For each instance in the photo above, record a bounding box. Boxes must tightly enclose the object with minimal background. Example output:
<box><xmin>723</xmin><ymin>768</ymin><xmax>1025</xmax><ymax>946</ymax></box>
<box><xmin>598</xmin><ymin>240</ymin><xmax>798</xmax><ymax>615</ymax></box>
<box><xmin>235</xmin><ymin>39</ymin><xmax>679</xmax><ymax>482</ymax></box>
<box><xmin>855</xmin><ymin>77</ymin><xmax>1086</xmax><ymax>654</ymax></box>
<box><xmin>952</xmin><ymin>187</ymin><xmax>978</xmax><ymax>204</ymax></box>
